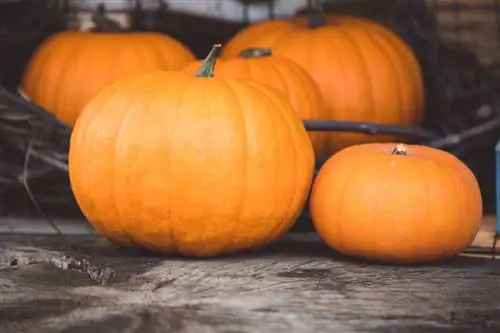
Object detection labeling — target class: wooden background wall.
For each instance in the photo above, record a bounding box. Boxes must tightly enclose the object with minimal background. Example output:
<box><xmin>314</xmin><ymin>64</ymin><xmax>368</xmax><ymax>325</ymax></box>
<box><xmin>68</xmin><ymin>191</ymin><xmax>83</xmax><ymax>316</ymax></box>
<box><xmin>428</xmin><ymin>0</ymin><xmax>500</xmax><ymax>66</ymax></box>
<box><xmin>72</xmin><ymin>0</ymin><xmax>500</xmax><ymax>68</ymax></box>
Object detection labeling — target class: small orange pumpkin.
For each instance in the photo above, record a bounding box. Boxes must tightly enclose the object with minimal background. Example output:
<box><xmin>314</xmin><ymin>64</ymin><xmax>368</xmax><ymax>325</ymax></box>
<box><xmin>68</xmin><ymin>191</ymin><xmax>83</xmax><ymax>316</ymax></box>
<box><xmin>182</xmin><ymin>48</ymin><xmax>326</xmax><ymax>155</ymax></box>
<box><xmin>69</xmin><ymin>44</ymin><xmax>315</xmax><ymax>257</ymax></box>
<box><xmin>21</xmin><ymin>14</ymin><xmax>195</xmax><ymax>126</ymax></box>
<box><xmin>310</xmin><ymin>143</ymin><xmax>483</xmax><ymax>264</ymax></box>
<box><xmin>223</xmin><ymin>14</ymin><xmax>425</xmax><ymax>154</ymax></box>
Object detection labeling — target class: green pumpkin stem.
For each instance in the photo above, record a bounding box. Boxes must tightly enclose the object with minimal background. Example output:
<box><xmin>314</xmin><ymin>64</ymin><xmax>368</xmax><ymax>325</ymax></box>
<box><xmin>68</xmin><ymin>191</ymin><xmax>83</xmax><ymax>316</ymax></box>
<box><xmin>239</xmin><ymin>48</ymin><xmax>272</xmax><ymax>58</ymax></box>
<box><xmin>391</xmin><ymin>144</ymin><xmax>408</xmax><ymax>155</ymax></box>
<box><xmin>91</xmin><ymin>12</ymin><xmax>125</xmax><ymax>32</ymax></box>
<box><xmin>196</xmin><ymin>44</ymin><xmax>222</xmax><ymax>78</ymax></box>
<box><xmin>308</xmin><ymin>0</ymin><xmax>327</xmax><ymax>29</ymax></box>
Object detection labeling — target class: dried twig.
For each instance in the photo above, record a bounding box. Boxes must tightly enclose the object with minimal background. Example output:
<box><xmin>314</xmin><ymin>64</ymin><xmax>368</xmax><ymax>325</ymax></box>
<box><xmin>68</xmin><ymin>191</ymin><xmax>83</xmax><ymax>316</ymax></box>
<box><xmin>0</xmin><ymin>87</ymin><xmax>78</xmax><ymax>219</ymax></box>
<box><xmin>19</xmin><ymin>139</ymin><xmax>64</xmax><ymax>236</ymax></box>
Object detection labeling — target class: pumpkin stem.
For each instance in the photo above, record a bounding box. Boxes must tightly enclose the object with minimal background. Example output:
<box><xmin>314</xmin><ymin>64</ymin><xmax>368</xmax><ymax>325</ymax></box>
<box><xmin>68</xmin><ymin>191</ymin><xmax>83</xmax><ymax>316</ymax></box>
<box><xmin>308</xmin><ymin>0</ymin><xmax>327</xmax><ymax>29</ymax></box>
<box><xmin>196</xmin><ymin>44</ymin><xmax>223</xmax><ymax>78</ymax></box>
<box><xmin>239</xmin><ymin>48</ymin><xmax>273</xmax><ymax>58</ymax></box>
<box><xmin>391</xmin><ymin>144</ymin><xmax>408</xmax><ymax>155</ymax></box>
<box><xmin>91</xmin><ymin>12</ymin><xmax>125</xmax><ymax>32</ymax></box>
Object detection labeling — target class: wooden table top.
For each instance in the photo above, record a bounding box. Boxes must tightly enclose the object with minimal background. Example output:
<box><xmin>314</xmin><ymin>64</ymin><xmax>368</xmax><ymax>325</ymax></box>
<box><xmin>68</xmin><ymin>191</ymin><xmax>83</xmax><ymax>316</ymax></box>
<box><xmin>1</xmin><ymin>219</ymin><xmax>500</xmax><ymax>333</ymax></box>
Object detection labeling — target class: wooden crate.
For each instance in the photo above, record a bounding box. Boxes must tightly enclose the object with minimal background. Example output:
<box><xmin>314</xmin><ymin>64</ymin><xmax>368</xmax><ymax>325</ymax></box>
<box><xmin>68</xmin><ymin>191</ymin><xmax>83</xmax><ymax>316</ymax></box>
<box><xmin>428</xmin><ymin>0</ymin><xmax>500</xmax><ymax>66</ymax></box>
<box><xmin>466</xmin><ymin>216</ymin><xmax>499</xmax><ymax>258</ymax></box>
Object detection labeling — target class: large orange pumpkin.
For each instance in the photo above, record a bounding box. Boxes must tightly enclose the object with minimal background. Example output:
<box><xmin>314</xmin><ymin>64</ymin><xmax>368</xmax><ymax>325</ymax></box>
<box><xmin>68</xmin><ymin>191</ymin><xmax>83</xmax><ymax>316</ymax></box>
<box><xmin>221</xmin><ymin>16</ymin><xmax>353</xmax><ymax>57</ymax></box>
<box><xmin>310</xmin><ymin>143</ymin><xmax>483</xmax><ymax>264</ymax></box>
<box><xmin>69</xmin><ymin>44</ymin><xmax>315</xmax><ymax>257</ymax></box>
<box><xmin>222</xmin><ymin>14</ymin><xmax>425</xmax><ymax>154</ymax></box>
<box><xmin>182</xmin><ymin>47</ymin><xmax>326</xmax><ymax>155</ymax></box>
<box><xmin>221</xmin><ymin>20</ymin><xmax>296</xmax><ymax>59</ymax></box>
<box><xmin>21</xmin><ymin>15</ymin><xmax>195</xmax><ymax>126</ymax></box>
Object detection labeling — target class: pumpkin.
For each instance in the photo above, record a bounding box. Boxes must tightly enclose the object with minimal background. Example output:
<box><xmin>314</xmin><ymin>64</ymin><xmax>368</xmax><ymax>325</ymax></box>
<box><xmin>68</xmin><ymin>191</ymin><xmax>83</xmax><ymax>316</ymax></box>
<box><xmin>221</xmin><ymin>20</ymin><xmax>297</xmax><ymax>59</ymax></box>
<box><xmin>222</xmin><ymin>13</ymin><xmax>425</xmax><ymax>154</ymax></box>
<box><xmin>182</xmin><ymin>47</ymin><xmax>326</xmax><ymax>155</ymax></box>
<box><xmin>69</xmin><ymin>44</ymin><xmax>315</xmax><ymax>257</ymax></box>
<box><xmin>310</xmin><ymin>143</ymin><xmax>483</xmax><ymax>264</ymax></box>
<box><xmin>21</xmin><ymin>13</ymin><xmax>195</xmax><ymax>126</ymax></box>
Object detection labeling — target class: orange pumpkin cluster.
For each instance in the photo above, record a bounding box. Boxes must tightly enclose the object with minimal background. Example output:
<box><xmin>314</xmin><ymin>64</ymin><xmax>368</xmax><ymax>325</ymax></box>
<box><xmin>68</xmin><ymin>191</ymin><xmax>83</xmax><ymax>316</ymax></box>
<box><xmin>68</xmin><ymin>45</ymin><xmax>315</xmax><ymax>258</ymax></box>
<box><xmin>222</xmin><ymin>14</ymin><xmax>425</xmax><ymax>155</ymax></box>
<box><xmin>21</xmin><ymin>11</ymin><xmax>482</xmax><ymax>263</ymax></box>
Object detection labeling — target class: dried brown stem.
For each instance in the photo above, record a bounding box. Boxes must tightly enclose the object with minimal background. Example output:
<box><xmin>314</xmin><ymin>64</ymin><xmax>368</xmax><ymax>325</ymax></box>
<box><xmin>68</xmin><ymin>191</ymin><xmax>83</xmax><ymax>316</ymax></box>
<box><xmin>0</xmin><ymin>87</ymin><xmax>77</xmax><ymax>219</ymax></box>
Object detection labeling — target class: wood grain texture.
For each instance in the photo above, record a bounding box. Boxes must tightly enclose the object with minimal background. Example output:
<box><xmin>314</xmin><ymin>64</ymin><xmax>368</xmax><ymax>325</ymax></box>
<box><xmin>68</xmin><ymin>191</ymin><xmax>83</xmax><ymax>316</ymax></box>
<box><xmin>1</xmin><ymin>232</ymin><xmax>500</xmax><ymax>333</ymax></box>
<box><xmin>427</xmin><ymin>0</ymin><xmax>500</xmax><ymax>66</ymax></box>
<box><xmin>468</xmin><ymin>216</ymin><xmax>499</xmax><ymax>253</ymax></box>
<box><xmin>1</xmin><ymin>215</ymin><xmax>497</xmax><ymax>250</ymax></box>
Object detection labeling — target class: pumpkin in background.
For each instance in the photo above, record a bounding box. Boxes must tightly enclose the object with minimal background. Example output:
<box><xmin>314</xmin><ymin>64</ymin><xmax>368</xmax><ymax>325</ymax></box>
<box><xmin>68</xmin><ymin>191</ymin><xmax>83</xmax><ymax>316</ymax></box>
<box><xmin>310</xmin><ymin>143</ymin><xmax>483</xmax><ymax>264</ymax></box>
<box><xmin>21</xmin><ymin>13</ymin><xmax>195</xmax><ymax>127</ymax></box>
<box><xmin>182</xmin><ymin>47</ymin><xmax>326</xmax><ymax>155</ymax></box>
<box><xmin>221</xmin><ymin>20</ymin><xmax>298</xmax><ymax>59</ymax></box>
<box><xmin>222</xmin><ymin>12</ymin><xmax>425</xmax><ymax>154</ymax></box>
<box><xmin>69</xmin><ymin>44</ymin><xmax>315</xmax><ymax>257</ymax></box>
<box><xmin>221</xmin><ymin>15</ymin><xmax>370</xmax><ymax>57</ymax></box>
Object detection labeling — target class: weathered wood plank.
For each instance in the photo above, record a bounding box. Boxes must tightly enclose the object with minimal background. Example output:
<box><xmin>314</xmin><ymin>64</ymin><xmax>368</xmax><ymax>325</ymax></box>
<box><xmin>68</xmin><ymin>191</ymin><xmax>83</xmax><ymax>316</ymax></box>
<box><xmin>0</xmin><ymin>215</ymin><xmax>497</xmax><ymax>251</ymax></box>
<box><xmin>1</xmin><ymin>231</ymin><xmax>500</xmax><ymax>333</ymax></box>
<box><xmin>468</xmin><ymin>215</ymin><xmax>499</xmax><ymax>253</ymax></box>
<box><xmin>428</xmin><ymin>0</ymin><xmax>499</xmax><ymax>10</ymax></box>
<box><xmin>429</xmin><ymin>0</ymin><xmax>500</xmax><ymax>66</ymax></box>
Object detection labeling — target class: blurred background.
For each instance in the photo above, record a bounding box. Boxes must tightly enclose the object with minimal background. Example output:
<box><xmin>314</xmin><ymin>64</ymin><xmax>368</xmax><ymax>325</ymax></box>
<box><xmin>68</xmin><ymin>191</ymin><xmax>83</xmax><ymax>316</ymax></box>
<box><xmin>0</xmin><ymin>0</ymin><xmax>499</xmax><ymax>227</ymax></box>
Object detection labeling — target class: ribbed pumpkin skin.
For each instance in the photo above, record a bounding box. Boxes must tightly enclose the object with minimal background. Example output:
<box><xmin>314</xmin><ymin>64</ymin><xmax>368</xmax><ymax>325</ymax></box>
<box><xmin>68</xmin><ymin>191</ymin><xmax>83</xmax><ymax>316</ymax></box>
<box><xmin>221</xmin><ymin>20</ymin><xmax>297</xmax><ymax>58</ymax></box>
<box><xmin>21</xmin><ymin>31</ymin><xmax>195</xmax><ymax>126</ymax></box>
<box><xmin>182</xmin><ymin>54</ymin><xmax>326</xmax><ymax>155</ymax></box>
<box><xmin>69</xmin><ymin>71</ymin><xmax>315</xmax><ymax>257</ymax></box>
<box><xmin>310</xmin><ymin>143</ymin><xmax>483</xmax><ymax>264</ymax></box>
<box><xmin>223</xmin><ymin>17</ymin><xmax>425</xmax><ymax>154</ymax></box>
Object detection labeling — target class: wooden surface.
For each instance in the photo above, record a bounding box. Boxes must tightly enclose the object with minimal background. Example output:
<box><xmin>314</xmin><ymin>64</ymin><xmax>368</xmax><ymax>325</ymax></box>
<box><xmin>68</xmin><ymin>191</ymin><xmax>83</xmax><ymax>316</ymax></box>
<box><xmin>428</xmin><ymin>0</ymin><xmax>500</xmax><ymax>67</ymax></box>
<box><xmin>467</xmin><ymin>215</ymin><xmax>499</xmax><ymax>255</ymax></box>
<box><xmin>1</xmin><ymin>217</ymin><xmax>500</xmax><ymax>333</ymax></box>
<box><xmin>1</xmin><ymin>215</ymin><xmax>498</xmax><ymax>252</ymax></box>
